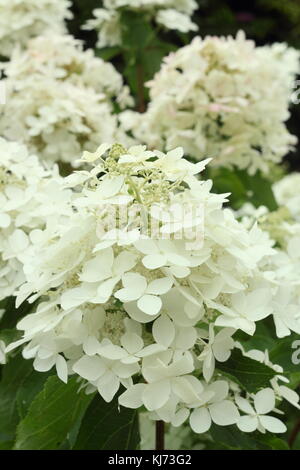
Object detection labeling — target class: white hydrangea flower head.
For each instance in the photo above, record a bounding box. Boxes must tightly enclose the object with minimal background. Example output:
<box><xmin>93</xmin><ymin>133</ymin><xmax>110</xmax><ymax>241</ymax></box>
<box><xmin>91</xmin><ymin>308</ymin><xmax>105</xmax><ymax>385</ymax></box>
<box><xmin>0</xmin><ymin>0</ymin><xmax>73</xmax><ymax>57</ymax></box>
<box><xmin>0</xmin><ymin>137</ymin><xmax>73</xmax><ymax>301</ymax></box>
<box><xmin>84</xmin><ymin>0</ymin><xmax>198</xmax><ymax>48</ymax></box>
<box><xmin>273</xmin><ymin>172</ymin><xmax>300</xmax><ymax>222</ymax></box>
<box><xmin>122</xmin><ymin>31</ymin><xmax>300</xmax><ymax>175</ymax></box>
<box><xmin>236</xmin><ymin>202</ymin><xmax>300</xmax><ymax>339</ymax></box>
<box><xmin>5</xmin><ymin>143</ymin><xmax>295</xmax><ymax>434</ymax></box>
<box><xmin>0</xmin><ymin>34</ymin><xmax>134</xmax><ymax>165</ymax></box>
<box><xmin>236</xmin><ymin>388</ymin><xmax>287</xmax><ymax>433</ymax></box>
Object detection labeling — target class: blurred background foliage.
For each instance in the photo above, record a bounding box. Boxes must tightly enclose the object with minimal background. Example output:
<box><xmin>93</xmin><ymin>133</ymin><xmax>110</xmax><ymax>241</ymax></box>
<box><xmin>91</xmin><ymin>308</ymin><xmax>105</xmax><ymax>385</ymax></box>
<box><xmin>68</xmin><ymin>0</ymin><xmax>300</xmax><ymax>171</ymax></box>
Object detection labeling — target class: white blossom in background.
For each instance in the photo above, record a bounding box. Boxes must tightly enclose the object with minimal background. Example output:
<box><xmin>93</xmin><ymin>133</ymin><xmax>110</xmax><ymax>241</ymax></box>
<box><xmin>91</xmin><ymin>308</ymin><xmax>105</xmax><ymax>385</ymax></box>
<box><xmin>121</xmin><ymin>32</ymin><xmax>300</xmax><ymax>175</ymax></box>
<box><xmin>0</xmin><ymin>138</ymin><xmax>73</xmax><ymax>302</ymax></box>
<box><xmin>0</xmin><ymin>0</ymin><xmax>72</xmax><ymax>57</ymax></box>
<box><xmin>0</xmin><ymin>35</ymin><xmax>133</xmax><ymax>166</ymax></box>
<box><xmin>273</xmin><ymin>173</ymin><xmax>300</xmax><ymax>222</ymax></box>
<box><xmin>84</xmin><ymin>0</ymin><xmax>198</xmax><ymax>48</ymax></box>
<box><xmin>236</xmin><ymin>201</ymin><xmax>300</xmax><ymax>339</ymax></box>
<box><xmin>5</xmin><ymin>143</ymin><xmax>295</xmax><ymax>434</ymax></box>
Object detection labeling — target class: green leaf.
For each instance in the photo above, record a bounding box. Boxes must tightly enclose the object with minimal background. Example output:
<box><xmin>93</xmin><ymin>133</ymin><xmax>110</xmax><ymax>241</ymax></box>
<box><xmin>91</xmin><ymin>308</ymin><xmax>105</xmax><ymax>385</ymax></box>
<box><xmin>120</xmin><ymin>11</ymin><xmax>154</xmax><ymax>51</ymax></box>
<box><xmin>270</xmin><ymin>335</ymin><xmax>300</xmax><ymax>373</ymax></box>
<box><xmin>0</xmin><ymin>297</ymin><xmax>37</xmax><ymax>330</ymax></box>
<box><xmin>210</xmin><ymin>167</ymin><xmax>278</xmax><ymax>211</ymax></box>
<box><xmin>15</xmin><ymin>376</ymin><xmax>93</xmax><ymax>450</ymax></box>
<box><xmin>209</xmin><ymin>424</ymin><xmax>289</xmax><ymax>450</ymax></box>
<box><xmin>217</xmin><ymin>348</ymin><xmax>277</xmax><ymax>393</ymax></box>
<box><xmin>16</xmin><ymin>369</ymin><xmax>52</xmax><ymax>419</ymax></box>
<box><xmin>95</xmin><ymin>46</ymin><xmax>122</xmax><ymax>61</ymax></box>
<box><xmin>73</xmin><ymin>393</ymin><xmax>140</xmax><ymax>450</ymax></box>
<box><xmin>0</xmin><ymin>354</ymin><xmax>33</xmax><ymax>443</ymax></box>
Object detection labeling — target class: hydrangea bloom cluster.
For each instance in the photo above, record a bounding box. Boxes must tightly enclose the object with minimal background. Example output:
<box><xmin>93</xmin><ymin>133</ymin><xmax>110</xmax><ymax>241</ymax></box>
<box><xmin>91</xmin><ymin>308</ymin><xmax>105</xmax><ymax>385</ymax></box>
<box><xmin>0</xmin><ymin>138</ymin><xmax>72</xmax><ymax>302</ymax></box>
<box><xmin>0</xmin><ymin>0</ymin><xmax>72</xmax><ymax>57</ymax></box>
<box><xmin>84</xmin><ymin>0</ymin><xmax>198</xmax><ymax>48</ymax></box>
<box><xmin>273</xmin><ymin>173</ymin><xmax>300</xmax><ymax>222</ymax></box>
<box><xmin>0</xmin><ymin>35</ymin><xmax>133</xmax><ymax>165</ymax></box>
<box><xmin>237</xmin><ymin>199</ymin><xmax>300</xmax><ymax>339</ymax></box>
<box><xmin>6</xmin><ymin>143</ymin><xmax>298</xmax><ymax>434</ymax></box>
<box><xmin>121</xmin><ymin>32</ymin><xmax>300</xmax><ymax>174</ymax></box>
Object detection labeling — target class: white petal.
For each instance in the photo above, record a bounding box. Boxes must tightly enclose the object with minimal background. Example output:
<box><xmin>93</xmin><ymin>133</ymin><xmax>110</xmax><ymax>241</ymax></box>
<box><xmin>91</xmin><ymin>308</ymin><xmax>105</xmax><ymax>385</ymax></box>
<box><xmin>142</xmin><ymin>380</ymin><xmax>171</xmax><ymax>411</ymax></box>
<box><xmin>98</xmin><ymin>344</ymin><xmax>127</xmax><ymax>360</ymax></box>
<box><xmin>209</xmin><ymin>400</ymin><xmax>240</xmax><ymax>426</ymax></box>
<box><xmin>142</xmin><ymin>254</ymin><xmax>167</xmax><ymax>269</ymax></box>
<box><xmin>97</xmin><ymin>372</ymin><xmax>120</xmax><ymax>403</ymax></box>
<box><xmin>152</xmin><ymin>315</ymin><xmax>175</xmax><ymax>347</ymax></box>
<box><xmin>33</xmin><ymin>356</ymin><xmax>56</xmax><ymax>372</ymax></box>
<box><xmin>61</xmin><ymin>284</ymin><xmax>96</xmax><ymax>310</ymax></box>
<box><xmin>120</xmin><ymin>332</ymin><xmax>143</xmax><ymax>354</ymax></box>
<box><xmin>56</xmin><ymin>355</ymin><xmax>68</xmax><ymax>384</ymax></box>
<box><xmin>0</xmin><ymin>213</ymin><xmax>10</xmax><ymax>228</ymax></box>
<box><xmin>254</xmin><ymin>388</ymin><xmax>275</xmax><ymax>415</ymax></box>
<box><xmin>259</xmin><ymin>416</ymin><xmax>287</xmax><ymax>433</ymax></box>
<box><xmin>73</xmin><ymin>355</ymin><xmax>105</xmax><ymax>381</ymax></box>
<box><xmin>235</xmin><ymin>396</ymin><xmax>255</xmax><ymax>415</ymax></box>
<box><xmin>80</xmin><ymin>249</ymin><xmax>113</xmax><ymax>282</ymax></box>
<box><xmin>137</xmin><ymin>295</ymin><xmax>162</xmax><ymax>316</ymax></box>
<box><xmin>190</xmin><ymin>407</ymin><xmax>212</xmax><ymax>433</ymax></box>
<box><xmin>172</xmin><ymin>408</ymin><xmax>189</xmax><ymax>427</ymax></box>
<box><xmin>146</xmin><ymin>277</ymin><xmax>173</xmax><ymax>295</ymax></box>
<box><xmin>237</xmin><ymin>415</ymin><xmax>259</xmax><ymax>432</ymax></box>
<box><xmin>119</xmin><ymin>384</ymin><xmax>146</xmax><ymax>409</ymax></box>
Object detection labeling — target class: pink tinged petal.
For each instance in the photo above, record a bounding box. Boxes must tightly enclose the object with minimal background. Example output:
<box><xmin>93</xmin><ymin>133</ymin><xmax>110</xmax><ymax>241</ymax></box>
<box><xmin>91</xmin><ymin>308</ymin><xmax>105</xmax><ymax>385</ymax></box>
<box><xmin>137</xmin><ymin>294</ymin><xmax>162</xmax><ymax>316</ymax></box>
<box><xmin>254</xmin><ymin>388</ymin><xmax>275</xmax><ymax>415</ymax></box>
<box><xmin>190</xmin><ymin>407</ymin><xmax>212</xmax><ymax>433</ymax></box>
<box><xmin>56</xmin><ymin>355</ymin><xmax>68</xmax><ymax>384</ymax></box>
<box><xmin>237</xmin><ymin>415</ymin><xmax>259</xmax><ymax>432</ymax></box>
<box><xmin>209</xmin><ymin>400</ymin><xmax>240</xmax><ymax>426</ymax></box>
<box><xmin>259</xmin><ymin>416</ymin><xmax>287</xmax><ymax>433</ymax></box>
<box><xmin>142</xmin><ymin>380</ymin><xmax>171</xmax><ymax>411</ymax></box>
<box><xmin>152</xmin><ymin>315</ymin><xmax>175</xmax><ymax>347</ymax></box>
<box><xmin>142</xmin><ymin>254</ymin><xmax>167</xmax><ymax>269</ymax></box>
<box><xmin>119</xmin><ymin>384</ymin><xmax>146</xmax><ymax>409</ymax></box>
<box><xmin>146</xmin><ymin>277</ymin><xmax>173</xmax><ymax>295</ymax></box>
<box><xmin>73</xmin><ymin>355</ymin><xmax>105</xmax><ymax>381</ymax></box>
